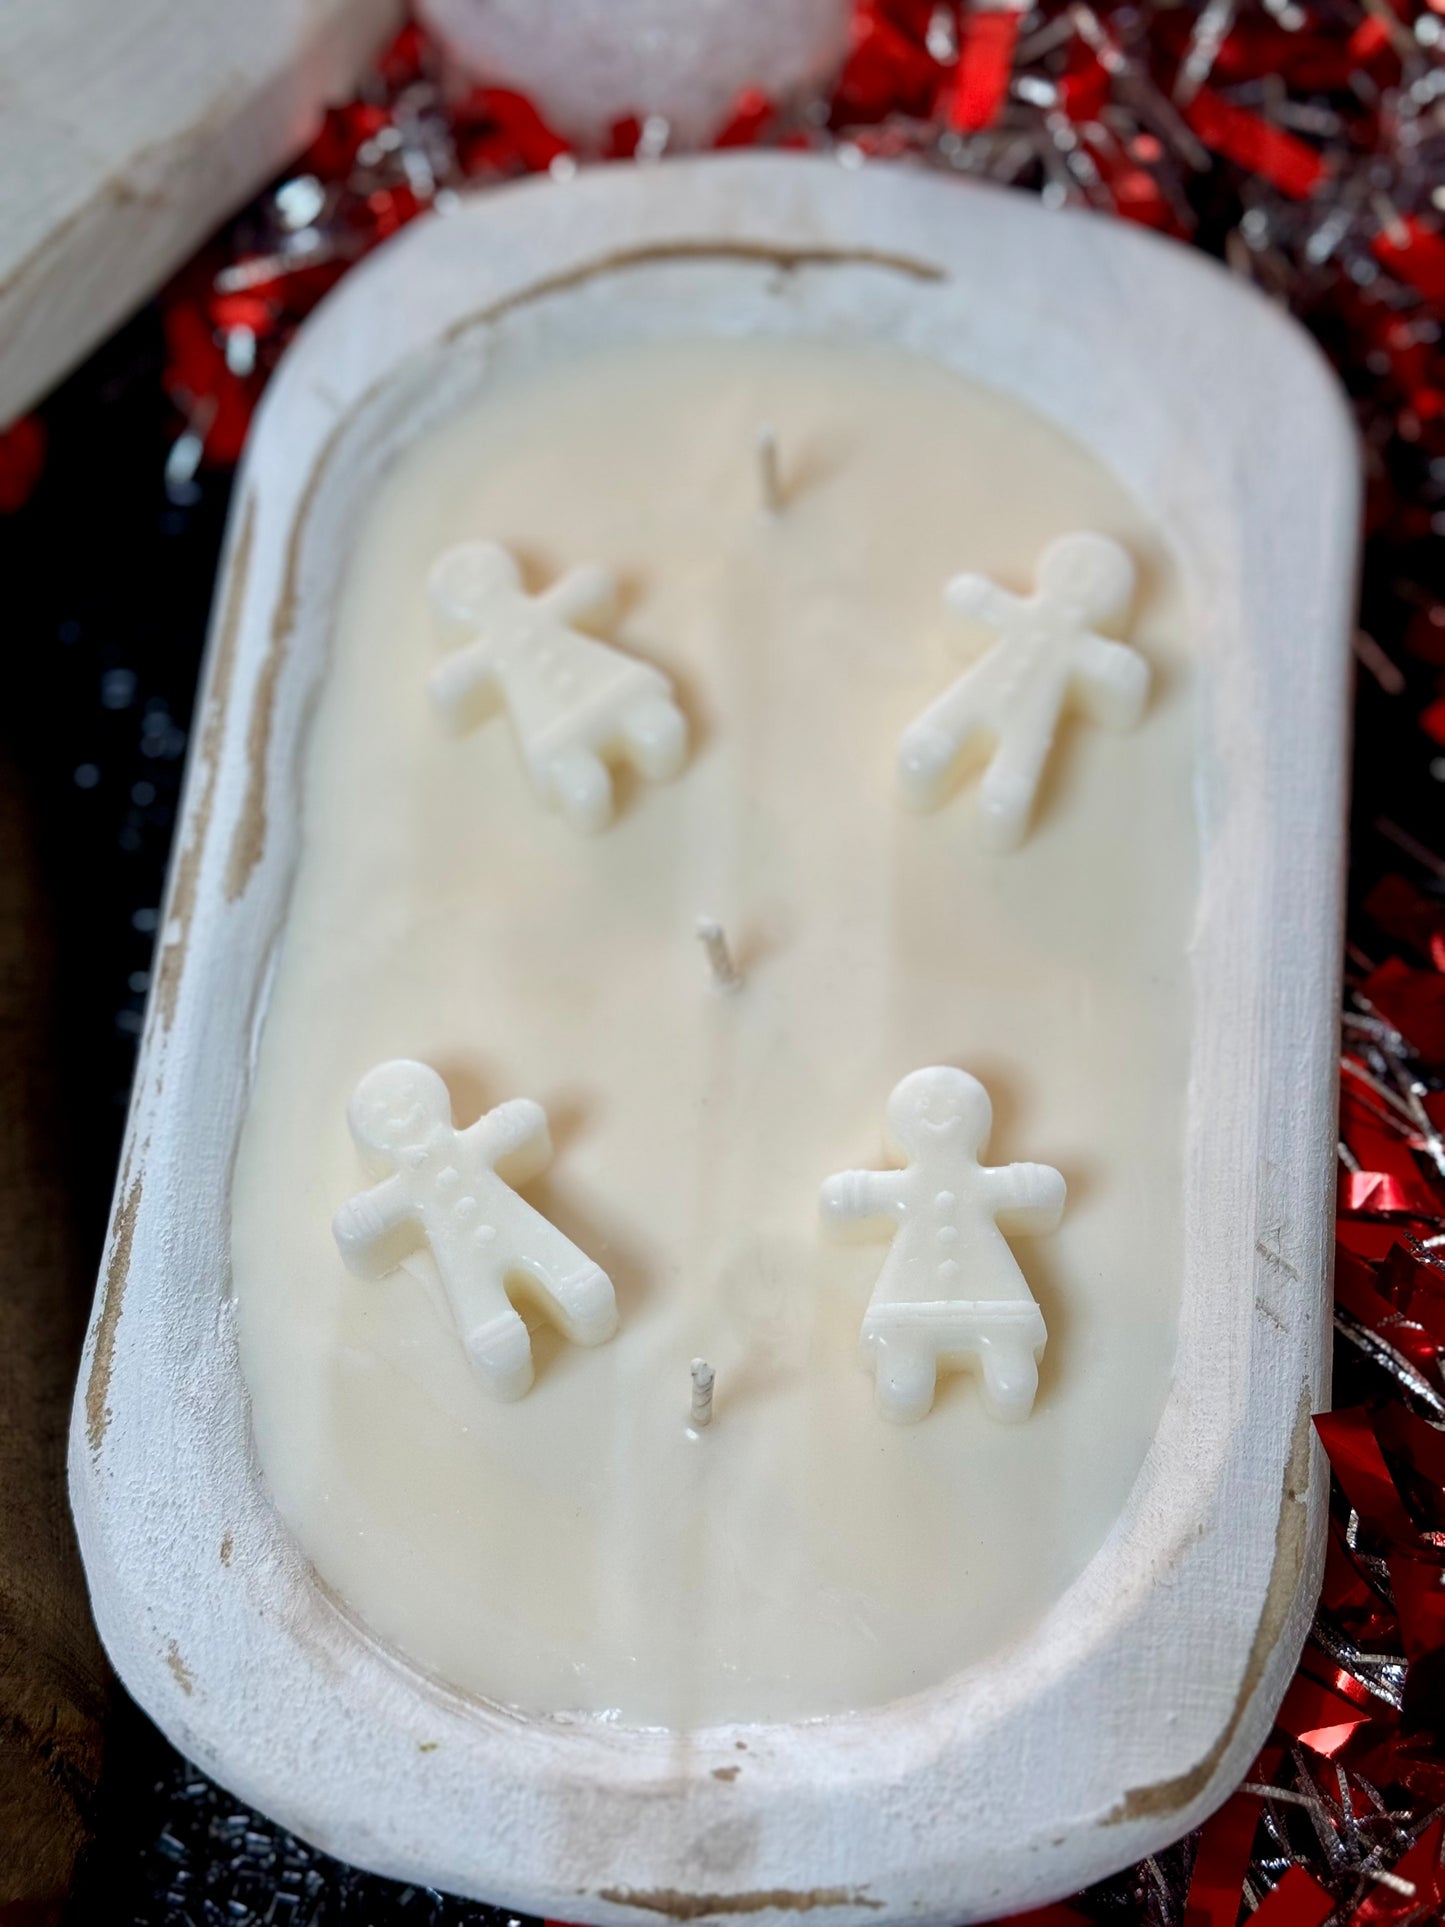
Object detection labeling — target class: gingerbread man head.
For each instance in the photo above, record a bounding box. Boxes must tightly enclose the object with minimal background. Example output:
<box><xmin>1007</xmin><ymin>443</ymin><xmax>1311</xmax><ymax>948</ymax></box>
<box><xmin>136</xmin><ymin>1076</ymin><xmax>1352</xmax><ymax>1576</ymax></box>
<box><xmin>885</xmin><ymin>1065</ymin><xmax>992</xmax><ymax>1164</ymax></box>
<box><xmin>1034</xmin><ymin>531</ymin><xmax>1135</xmax><ymax>626</ymax></box>
<box><xmin>348</xmin><ymin>1059</ymin><xmax>453</xmax><ymax>1170</ymax></box>
<box><xmin>428</xmin><ymin>541</ymin><xmax>523</xmax><ymax>633</ymax></box>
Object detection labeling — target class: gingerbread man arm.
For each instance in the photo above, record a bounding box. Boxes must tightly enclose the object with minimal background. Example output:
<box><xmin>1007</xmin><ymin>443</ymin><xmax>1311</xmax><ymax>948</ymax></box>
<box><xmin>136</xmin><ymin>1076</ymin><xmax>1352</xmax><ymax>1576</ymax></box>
<box><xmin>539</xmin><ymin>562</ymin><xmax>621</xmax><ymax>634</ymax></box>
<box><xmin>819</xmin><ymin>1168</ymin><xmax>907</xmax><ymax>1243</ymax></box>
<box><xmin>471</xmin><ymin>1097</ymin><xmax>552</xmax><ymax>1188</ymax></box>
<box><xmin>985</xmin><ymin>1161</ymin><xmax>1066</xmax><ymax>1237</ymax></box>
<box><xmin>944</xmin><ymin>571</ymin><xmax>1024</xmax><ymax>639</ymax></box>
<box><xmin>332</xmin><ymin>1174</ymin><xmax>421</xmax><ymax>1280</ymax></box>
<box><xmin>1068</xmin><ymin>630</ymin><xmax>1149</xmax><ymax>730</ymax></box>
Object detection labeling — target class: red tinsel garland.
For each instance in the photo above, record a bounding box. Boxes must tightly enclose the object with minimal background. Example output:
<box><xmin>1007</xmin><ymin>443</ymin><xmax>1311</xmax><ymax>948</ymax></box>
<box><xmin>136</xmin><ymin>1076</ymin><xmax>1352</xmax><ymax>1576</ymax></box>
<box><xmin>18</xmin><ymin>5</ymin><xmax>1445</xmax><ymax>1922</ymax></box>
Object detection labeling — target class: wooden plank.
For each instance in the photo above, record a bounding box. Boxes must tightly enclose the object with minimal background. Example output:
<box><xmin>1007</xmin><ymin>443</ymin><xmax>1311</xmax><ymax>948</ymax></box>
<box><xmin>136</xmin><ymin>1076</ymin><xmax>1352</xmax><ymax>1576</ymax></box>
<box><xmin>0</xmin><ymin>0</ymin><xmax>401</xmax><ymax>425</ymax></box>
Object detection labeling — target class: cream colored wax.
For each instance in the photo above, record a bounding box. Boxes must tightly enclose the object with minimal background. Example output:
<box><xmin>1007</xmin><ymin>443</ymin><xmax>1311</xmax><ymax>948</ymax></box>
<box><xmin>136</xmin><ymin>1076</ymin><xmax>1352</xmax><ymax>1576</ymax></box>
<box><xmin>231</xmin><ymin>335</ymin><xmax>1196</xmax><ymax>1729</ymax></box>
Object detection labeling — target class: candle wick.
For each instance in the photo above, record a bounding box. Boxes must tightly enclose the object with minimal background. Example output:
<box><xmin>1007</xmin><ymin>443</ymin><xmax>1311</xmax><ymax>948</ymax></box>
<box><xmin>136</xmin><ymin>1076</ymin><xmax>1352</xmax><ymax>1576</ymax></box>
<box><xmin>756</xmin><ymin>424</ymin><xmax>782</xmax><ymax>514</ymax></box>
<box><xmin>691</xmin><ymin>1358</ymin><xmax>715</xmax><ymax>1428</ymax></box>
<box><xmin>696</xmin><ymin>916</ymin><xmax>742</xmax><ymax>992</ymax></box>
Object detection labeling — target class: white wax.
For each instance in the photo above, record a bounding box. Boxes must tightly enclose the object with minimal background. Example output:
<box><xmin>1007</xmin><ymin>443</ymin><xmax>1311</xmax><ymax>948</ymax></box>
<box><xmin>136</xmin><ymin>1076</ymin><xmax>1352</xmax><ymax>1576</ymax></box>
<box><xmin>231</xmin><ymin>335</ymin><xmax>1196</xmax><ymax>1729</ymax></box>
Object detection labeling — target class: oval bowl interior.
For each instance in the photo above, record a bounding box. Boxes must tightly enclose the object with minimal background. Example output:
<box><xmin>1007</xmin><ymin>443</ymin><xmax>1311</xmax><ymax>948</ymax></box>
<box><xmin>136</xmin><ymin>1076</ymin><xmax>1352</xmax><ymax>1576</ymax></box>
<box><xmin>70</xmin><ymin>153</ymin><xmax>1358</xmax><ymax>1926</ymax></box>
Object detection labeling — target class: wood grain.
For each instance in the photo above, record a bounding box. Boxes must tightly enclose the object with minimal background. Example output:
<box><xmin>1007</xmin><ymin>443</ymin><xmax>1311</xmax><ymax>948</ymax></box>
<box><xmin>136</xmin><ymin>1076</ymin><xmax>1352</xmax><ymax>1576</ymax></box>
<box><xmin>0</xmin><ymin>0</ymin><xmax>401</xmax><ymax>426</ymax></box>
<box><xmin>0</xmin><ymin>752</ymin><xmax>107</xmax><ymax>1920</ymax></box>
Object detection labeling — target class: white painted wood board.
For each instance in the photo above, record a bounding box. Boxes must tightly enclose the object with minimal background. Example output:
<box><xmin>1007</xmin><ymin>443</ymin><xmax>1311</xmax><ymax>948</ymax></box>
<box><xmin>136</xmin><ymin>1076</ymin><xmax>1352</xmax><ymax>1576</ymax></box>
<box><xmin>68</xmin><ymin>155</ymin><xmax>1359</xmax><ymax>1922</ymax></box>
<box><xmin>0</xmin><ymin>0</ymin><xmax>401</xmax><ymax>425</ymax></box>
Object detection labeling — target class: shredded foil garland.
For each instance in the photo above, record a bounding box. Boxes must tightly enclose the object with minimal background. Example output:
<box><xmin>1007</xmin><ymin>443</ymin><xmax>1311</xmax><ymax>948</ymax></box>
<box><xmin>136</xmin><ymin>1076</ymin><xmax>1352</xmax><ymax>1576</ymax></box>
<box><xmin>11</xmin><ymin>4</ymin><xmax>1445</xmax><ymax>1923</ymax></box>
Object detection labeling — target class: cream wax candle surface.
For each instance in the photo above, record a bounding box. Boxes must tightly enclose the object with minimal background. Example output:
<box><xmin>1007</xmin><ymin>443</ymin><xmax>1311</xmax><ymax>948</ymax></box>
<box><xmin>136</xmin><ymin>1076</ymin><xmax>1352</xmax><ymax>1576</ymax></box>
<box><xmin>230</xmin><ymin>331</ymin><xmax>1196</xmax><ymax>1730</ymax></box>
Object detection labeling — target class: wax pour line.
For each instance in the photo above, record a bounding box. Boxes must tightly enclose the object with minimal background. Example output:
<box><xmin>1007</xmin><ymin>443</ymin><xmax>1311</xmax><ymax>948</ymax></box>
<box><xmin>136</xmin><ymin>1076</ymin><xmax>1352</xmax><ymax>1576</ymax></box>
<box><xmin>695</xmin><ymin>915</ymin><xmax>742</xmax><ymax>991</ymax></box>
<box><xmin>690</xmin><ymin>1358</ymin><xmax>715</xmax><ymax>1428</ymax></box>
<box><xmin>756</xmin><ymin>423</ymin><xmax>782</xmax><ymax>514</ymax></box>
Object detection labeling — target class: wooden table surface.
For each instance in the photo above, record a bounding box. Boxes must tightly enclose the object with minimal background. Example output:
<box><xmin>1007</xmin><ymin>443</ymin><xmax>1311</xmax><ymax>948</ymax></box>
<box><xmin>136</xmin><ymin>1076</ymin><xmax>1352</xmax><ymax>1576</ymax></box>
<box><xmin>0</xmin><ymin>743</ymin><xmax>108</xmax><ymax>1923</ymax></box>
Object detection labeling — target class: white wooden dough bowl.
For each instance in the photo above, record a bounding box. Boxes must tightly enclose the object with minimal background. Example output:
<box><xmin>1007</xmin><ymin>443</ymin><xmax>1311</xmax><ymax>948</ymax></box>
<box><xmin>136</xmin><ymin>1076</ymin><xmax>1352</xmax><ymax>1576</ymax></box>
<box><xmin>69</xmin><ymin>155</ymin><xmax>1358</xmax><ymax>1921</ymax></box>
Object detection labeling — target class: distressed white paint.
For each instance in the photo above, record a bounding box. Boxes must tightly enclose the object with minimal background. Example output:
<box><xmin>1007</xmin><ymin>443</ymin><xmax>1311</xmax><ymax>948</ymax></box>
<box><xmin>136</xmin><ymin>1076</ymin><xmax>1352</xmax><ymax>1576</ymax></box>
<box><xmin>69</xmin><ymin>157</ymin><xmax>1356</xmax><ymax>1922</ymax></box>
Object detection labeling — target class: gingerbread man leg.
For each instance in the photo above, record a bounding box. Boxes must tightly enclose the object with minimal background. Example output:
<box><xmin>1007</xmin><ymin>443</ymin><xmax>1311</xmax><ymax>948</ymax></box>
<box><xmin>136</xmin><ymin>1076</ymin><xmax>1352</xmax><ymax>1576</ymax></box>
<box><xmin>465</xmin><ymin>1300</ymin><xmax>536</xmax><ymax>1403</ymax></box>
<box><xmin>897</xmin><ymin>670</ymin><xmax>991</xmax><ymax>812</ymax></box>
<box><xmin>541</xmin><ymin>742</ymin><xmax>614</xmax><ymax>833</ymax></box>
<box><xmin>974</xmin><ymin>1332</ymin><xmax>1040</xmax><ymax>1424</ymax></box>
<box><xmin>977</xmin><ymin>696</ymin><xmax>1062</xmax><ymax>852</ymax></box>
<box><xmin>507</xmin><ymin>1208</ymin><xmax>620</xmax><ymax>1349</ymax></box>
<box><xmin>510</xmin><ymin>1255</ymin><xmax>618</xmax><ymax>1348</ymax></box>
<box><xmin>618</xmin><ymin>694</ymin><xmax>688</xmax><ymax>784</ymax></box>
<box><xmin>437</xmin><ymin>1243</ymin><xmax>537</xmax><ymax>1400</ymax></box>
<box><xmin>520</xmin><ymin>1258</ymin><xmax>617</xmax><ymax>1346</ymax></box>
<box><xmin>866</xmin><ymin>1330</ymin><xmax>939</xmax><ymax>1424</ymax></box>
